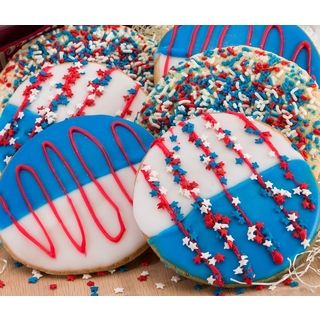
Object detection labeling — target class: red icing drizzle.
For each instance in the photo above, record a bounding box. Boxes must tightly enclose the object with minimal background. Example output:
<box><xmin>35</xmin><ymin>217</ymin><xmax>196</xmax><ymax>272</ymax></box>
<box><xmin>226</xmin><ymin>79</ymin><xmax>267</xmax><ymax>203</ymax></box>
<box><xmin>141</xmin><ymin>166</ymin><xmax>225</xmax><ymax>286</ymax></box>
<box><xmin>0</xmin><ymin>121</ymin><xmax>148</xmax><ymax>258</ymax></box>
<box><xmin>260</xmin><ymin>25</ymin><xmax>284</xmax><ymax>56</ymax></box>
<box><xmin>228</xmin><ymin>111</ymin><xmax>315</xmax><ymax>211</ymax></box>
<box><xmin>119</xmin><ymin>83</ymin><xmax>142</xmax><ymax>118</ymax></box>
<box><xmin>201</xmin><ymin>26</ymin><xmax>215</xmax><ymax>52</ymax></box>
<box><xmin>203</xmin><ymin>113</ymin><xmax>309</xmax><ymax>244</ymax></box>
<box><xmin>292</xmin><ymin>40</ymin><xmax>312</xmax><ymax>75</ymax></box>
<box><xmin>163</xmin><ymin>25</ymin><xmax>179</xmax><ymax>76</ymax></box>
<box><xmin>162</xmin><ymin>25</ymin><xmax>315</xmax><ymax>78</ymax></box>
<box><xmin>187</xmin><ymin>25</ymin><xmax>201</xmax><ymax>57</ymax></box>
<box><xmin>177</xmin><ymin>121</ymin><xmax>284</xmax><ymax>264</ymax></box>
<box><xmin>73</xmin><ymin>68</ymin><xmax>116</xmax><ymax>117</ymax></box>
<box><xmin>155</xmin><ymin>138</ymin><xmax>254</xmax><ymax>284</ymax></box>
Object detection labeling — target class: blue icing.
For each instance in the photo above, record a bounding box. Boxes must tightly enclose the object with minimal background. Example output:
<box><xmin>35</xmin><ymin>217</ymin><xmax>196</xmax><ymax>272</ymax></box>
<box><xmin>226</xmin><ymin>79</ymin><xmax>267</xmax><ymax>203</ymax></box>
<box><xmin>0</xmin><ymin>115</ymin><xmax>154</xmax><ymax>230</ymax></box>
<box><xmin>157</xmin><ymin>25</ymin><xmax>320</xmax><ymax>83</ymax></box>
<box><xmin>149</xmin><ymin>159</ymin><xmax>320</xmax><ymax>284</ymax></box>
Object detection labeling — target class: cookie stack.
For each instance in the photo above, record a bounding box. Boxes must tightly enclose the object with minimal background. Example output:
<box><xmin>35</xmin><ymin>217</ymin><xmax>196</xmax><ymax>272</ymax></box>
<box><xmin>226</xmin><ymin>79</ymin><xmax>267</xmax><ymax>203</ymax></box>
<box><xmin>0</xmin><ymin>25</ymin><xmax>319</xmax><ymax>288</ymax></box>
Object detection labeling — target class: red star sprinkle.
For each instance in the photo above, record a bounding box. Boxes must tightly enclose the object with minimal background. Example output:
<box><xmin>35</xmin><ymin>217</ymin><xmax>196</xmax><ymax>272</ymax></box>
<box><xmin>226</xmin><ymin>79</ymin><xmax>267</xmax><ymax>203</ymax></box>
<box><xmin>137</xmin><ymin>275</ymin><xmax>148</xmax><ymax>282</ymax></box>
<box><xmin>49</xmin><ymin>284</ymin><xmax>57</xmax><ymax>290</ymax></box>
<box><xmin>87</xmin><ymin>281</ymin><xmax>95</xmax><ymax>287</ymax></box>
<box><xmin>0</xmin><ymin>280</ymin><xmax>5</xmax><ymax>288</ymax></box>
<box><xmin>66</xmin><ymin>275</ymin><xmax>77</xmax><ymax>281</ymax></box>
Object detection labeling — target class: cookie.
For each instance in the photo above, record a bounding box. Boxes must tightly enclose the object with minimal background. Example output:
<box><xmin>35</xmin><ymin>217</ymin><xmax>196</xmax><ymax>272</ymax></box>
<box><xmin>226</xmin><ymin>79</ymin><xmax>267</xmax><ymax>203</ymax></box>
<box><xmin>0</xmin><ymin>25</ymin><xmax>157</xmax><ymax>109</ymax></box>
<box><xmin>138</xmin><ymin>46</ymin><xmax>320</xmax><ymax>178</ymax></box>
<box><xmin>133</xmin><ymin>112</ymin><xmax>319</xmax><ymax>287</ymax></box>
<box><xmin>154</xmin><ymin>25</ymin><xmax>320</xmax><ymax>83</ymax></box>
<box><xmin>0</xmin><ymin>62</ymin><xmax>147</xmax><ymax>173</ymax></box>
<box><xmin>0</xmin><ymin>115</ymin><xmax>154</xmax><ymax>274</ymax></box>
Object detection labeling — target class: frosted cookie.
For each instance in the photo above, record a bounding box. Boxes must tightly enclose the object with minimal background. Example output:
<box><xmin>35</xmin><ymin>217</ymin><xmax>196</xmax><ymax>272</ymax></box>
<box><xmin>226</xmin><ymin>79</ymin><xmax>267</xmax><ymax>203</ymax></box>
<box><xmin>0</xmin><ymin>25</ymin><xmax>157</xmax><ymax>108</ymax></box>
<box><xmin>0</xmin><ymin>62</ymin><xmax>147</xmax><ymax>173</ymax></box>
<box><xmin>138</xmin><ymin>46</ymin><xmax>320</xmax><ymax>178</ymax></box>
<box><xmin>154</xmin><ymin>25</ymin><xmax>320</xmax><ymax>83</ymax></box>
<box><xmin>133</xmin><ymin>112</ymin><xmax>319</xmax><ymax>287</ymax></box>
<box><xmin>0</xmin><ymin>115</ymin><xmax>154</xmax><ymax>274</ymax></box>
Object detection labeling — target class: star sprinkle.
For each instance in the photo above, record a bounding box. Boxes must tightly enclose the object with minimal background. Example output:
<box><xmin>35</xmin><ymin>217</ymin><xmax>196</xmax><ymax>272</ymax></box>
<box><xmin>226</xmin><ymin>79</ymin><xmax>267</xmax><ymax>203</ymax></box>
<box><xmin>265</xmin><ymin>181</ymin><xmax>273</xmax><ymax>189</ymax></box>
<box><xmin>286</xmin><ymin>224</ymin><xmax>295</xmax><ymax>232</ymax></box>
<box><xmin>293</xmin><ymin>187</ymin><xmax>302</xmax><ymax>195</ymax></box>
<box><xmin>302</xmin><ymin>189</ymin><xmax>312</xmax><ymax>196</ymax></box>
<box><xmin>207</xmin><ymin>275</ymin><xmax>215</xmax><ymax>285</ymax></box>
<box><xmin>114</xmin><ymin>287</ymin><xmax>124</xmax><ymax>294</ymax></box>
<box><xmin>155</xmin><ymin>282</ymin><xmax>165</xmax><ymax>289</ymax></box>
<box><xmin>263</xmin><ymin>240</ymin><xmax>273</xmax><ymax>247</ymax></box>
<box><xmin>233</xmin><ymin>266</ymin><xmax>243</xmax><ymax>275</ymax></box>
<box><xmin>200</xmin><ymin>252</ymin><xmax>212</xmax><ymax>260</ymax></box>
<box><xmin>232</xmin><ymin>197</ymin><xmax>241</xmax><ymax>206</ymax></box>
<box><xmin>82</xmin><ymin>274</ymin><xmax>92</xmax><ymax>280</ymax></box>
<box><xmin>171</xmin><ymin>275</ymin><xmax>181</xmax><ymax>283</ymax></box>
<box><xmin>301</xmin><ymin>239</ymin><xmax>310</xmax><ymax>249</ymax></box>
<box><xmin>3</xmin><ymin>155</ymin><xmax>12</xmax><ymax>165</ymax></box>
<box><xmin>288</xmin><ymin>212</ymin><xmax>298</xmax><ymax>221</ymax></box>
<box><xmin>250</xmin><ymin>174</ymin><xmax>258</xmax><ymax>180</ymax></box>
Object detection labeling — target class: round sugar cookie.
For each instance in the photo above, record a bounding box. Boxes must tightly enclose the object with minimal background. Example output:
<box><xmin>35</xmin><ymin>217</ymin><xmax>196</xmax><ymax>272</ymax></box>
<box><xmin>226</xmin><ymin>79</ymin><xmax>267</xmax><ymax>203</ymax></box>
<box><xmin>138</xmin><ymin>46</ymin><xmax>320</xmax><ymax>178</ymax></box>
<box><xmin>0</xmin><ymin>62</ymin><xmax>147</xmax><ymax>173</ymax></box>
<box><xmin>154</xmin><ymin>25</ymin><xmax>320</xmax><ymax>83</ymax></box>
<box><xmin>0</xmin><ymin>25</ymin><xmax>157</xmax><ymax>108</ymax></box>
<box><xmin>133</xmin><ymin>112</ymin><xmax>320</xmax><ymax>287</ymax></box>
<box><xmin>0</xmin><ymin>115</ymin><xmax>154</xmax><ymax>274</ymax></box>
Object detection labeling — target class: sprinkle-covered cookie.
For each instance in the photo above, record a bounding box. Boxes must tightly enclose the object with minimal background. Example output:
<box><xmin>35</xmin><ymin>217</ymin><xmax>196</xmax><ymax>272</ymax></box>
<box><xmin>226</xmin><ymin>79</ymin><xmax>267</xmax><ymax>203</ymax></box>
<box><xmin>154</xmin><ymin>25</ymin><xmax>320</xmax><ymax>83</ymax></box>
<box><xmin>138</xmin><ymin>46</ymin><xmax>320</xmax><ymax>177</ymax></box>
<box><xmin>0</xmin><ymin>115</ymin><xmax>154</xmax><ymax>274</ymax></box>
<box><xmin>133</xmin><ymin>112</ymin><xmax>319</xmax><ymax>286</ymax></box>
<box><xmin>0</xmin><ymin>62</ymin><xmax>147</xmax><ymax>173</ymax></box>
<box><xmin>0</xmin><ymin>25</ymin><xmax>157</xmax><ymax>108</ymax></box>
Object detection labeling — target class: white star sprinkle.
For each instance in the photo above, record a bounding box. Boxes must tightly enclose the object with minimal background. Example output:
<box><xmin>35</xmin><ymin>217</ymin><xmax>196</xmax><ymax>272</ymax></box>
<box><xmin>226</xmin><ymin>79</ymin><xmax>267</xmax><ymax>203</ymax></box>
<box><xmin>224</xmin><ymin>242</ymin><xmax>230</xmax><ymax>249</ymax></box>
<box><xmin>205</xmin><ymin>121</ymin><xmax>213</xmax><ymax>129</ymax></box>
<box><xmin>207</xmin><ymin>275</ymin><xmax>215</xmax><ymax>285</ymax></box>
<box><xmin>202</xmin><ymin>199</ymin><xmax>212</xmax><ymax>207</ymax></box>
<box><xmin>213</xmin><ymin>122</ymin><xmax>221</xmax><ymax>130</ymax></box>
<box><xmin>200</xmin><ymin>252</ymin><xmax>212</xmax><ymax>260</ymax></box>
<box><xmin>233</xmin><ymin>266</ymin><xmax>243</xmax><ymax>275</ymax></box>
<box><xmin>114</xmin><ymin>287</ymin><xmax>124</xmax><ymax>294</ymax></box>
<box><xmin>208</xmin><ymin>257</ymin><xmax>217</xmax><ymax>265</ymax></box>
<box><xmin>202</xmin><ymin>156</ymin><xmax>211</xmax><ymax>165</ymax></box>
<box><xmin>232</xmin><ymin>197</ymin><xmax>241</xmax><ymax>206</ymax></box>
<box><xmin>82</xmin><ymin>274</ymin><xmax>92</xmax><ymax>280</ymax></box>
<box><xmin>263</xmin><ymin>240</ymin><xmax>273</xmax><ymax>247</ymax></box>
<box><xmin>265</xmin><ymin>181</ymin><xmax>273</xmax><ymax>189</ymax></box>
<box><xmin>226</xmin><ymin>235</ymin><xmax>234</xmax><ymax>242</ymax></box>
<box><xmin>217</xmin><ymin>132</ymin><xmax>225</xmax><ymax>140</ymax></box>
<box><xmin>286</xmin><ymin>224</ymin><xmax>295</xmax><ymax>232</ymax></box>
<box><xmin>188</xmin><ymin>241</ymin><xmax>198</xmax><ymax>252</ymax></box>
<box><xmin>171</xmin><ymin>275</ymin><xmax>181</xmax><ymax>283</ymax></box>
<box><xmin>288</xmin><ymin>212</ymin><xmax>298</xmax><ymax>221</ymax></box>
<box><xmin>302</xmin><ymin>189</ymin><xmax>312</xmax><ymax>197</ymax></box>
<box><xmin>182</xmin><ymin>237</ymin><xmax>190</xmax><ymax>246</ymax></box>
<box><xmin>9</xmin><ymin>137</ymin><xmax>16</xmax><ymax>145</ymax></box>
<box><xmin>234</xmin><ymin>143</ymin><xmax>242</xmax><ymax>151</ymax></box>
<box><xmin>155</xmin><ymin>282</ymin><xmax>165</xmax><ymax>289</ymax></box>
<box><xmin>17</xmin><ymin>112</ymin><xmax>24</xmax><ymax>119</ymax></box>
<box><xmin>4</xmin><ymin>155</ymin><xmax>12</xmax><ymax>165</ymax></box>
<box><xmin>34</xmin><ymin>126</ymin><xmax>43</xmax><ymax>133</ymax></box>
<box><xmin>159</xmin><ymin>187</ymin><xmax>168</xmax><ymax>195</ymax></box>
<box><xmin>200</xmin><ymin>206</ymin><xmax>209</xmax><ymax>214</ymax></box>
<box><xmin>301</xmin><ymin>239</ymin><xmax>310</xmax><ymax>249</ymax></box>
<box><xmin>293</xmin><ymin>187</ymin><xmax>302</xmax><ymax>195</ymax></box>
<box><xmin>140</xmin><ymin>270</ymin><xmax>149</xmax><ymax>277</ymax></box>
<box><xmin>250</xmin><ymin>174</ymin><xmax>258</xmax><ymax>180</ymax></box>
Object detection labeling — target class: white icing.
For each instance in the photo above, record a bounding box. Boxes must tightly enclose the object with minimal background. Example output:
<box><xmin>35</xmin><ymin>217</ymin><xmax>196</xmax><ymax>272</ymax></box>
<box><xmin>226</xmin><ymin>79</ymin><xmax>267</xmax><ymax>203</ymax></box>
<box><xmin>8</xmin><ymin>62</ymin><xmax>146</xmax><ymax>121</ymax></box>
<box><xmin>133</xmin><ymin>113</ymin><xmax>303</xmax><ymax>238</ymax></box>
<box><xmin>1</xmin><ymin>165</ymin><xmax>146</xmax><ymax>272</ymax></box>
<box><xmin>155</xmin><ymin>53</ymin><xmax>184</xmax><ymax>82</ymax></box>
